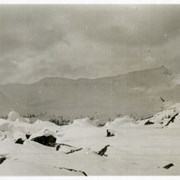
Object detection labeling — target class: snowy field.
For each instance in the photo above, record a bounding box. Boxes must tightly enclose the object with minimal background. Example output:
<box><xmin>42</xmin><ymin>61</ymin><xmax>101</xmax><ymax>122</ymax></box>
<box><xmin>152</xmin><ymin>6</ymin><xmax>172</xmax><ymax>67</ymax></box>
<box><xmin>0</xmin><ymin>104</ymin><xmax>180</xmax><ymax>176</ymax></box>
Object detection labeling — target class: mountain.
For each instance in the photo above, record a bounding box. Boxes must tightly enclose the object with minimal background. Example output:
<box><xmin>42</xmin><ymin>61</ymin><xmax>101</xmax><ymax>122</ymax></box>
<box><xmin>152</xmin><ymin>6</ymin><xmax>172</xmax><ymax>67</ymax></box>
<box><xmin>0</xmin><ymin>66</ymin><xmax>179</xmax><ymax>121</ymax></box>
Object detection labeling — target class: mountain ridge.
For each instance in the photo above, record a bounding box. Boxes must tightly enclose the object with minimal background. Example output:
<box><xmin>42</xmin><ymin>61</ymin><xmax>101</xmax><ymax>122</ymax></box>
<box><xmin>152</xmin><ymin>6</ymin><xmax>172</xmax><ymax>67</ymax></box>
<box><xmin>0</xmin><ymin>66</ymin><xmax>179</xmax><ymax>122</ymax></box>
<box><xmin>1</xmin><ymin>66</ymin><xmax>172</xmax><ymax>86</ymax></box>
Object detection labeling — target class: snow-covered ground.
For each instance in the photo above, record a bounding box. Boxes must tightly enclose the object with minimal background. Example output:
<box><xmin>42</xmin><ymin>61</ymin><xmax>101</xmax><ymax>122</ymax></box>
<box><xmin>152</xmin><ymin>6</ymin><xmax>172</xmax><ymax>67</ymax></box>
<box><xmin>0</xmin><ymin>105</ymin><xmax>180</xmax><ymax>176</ymax></box>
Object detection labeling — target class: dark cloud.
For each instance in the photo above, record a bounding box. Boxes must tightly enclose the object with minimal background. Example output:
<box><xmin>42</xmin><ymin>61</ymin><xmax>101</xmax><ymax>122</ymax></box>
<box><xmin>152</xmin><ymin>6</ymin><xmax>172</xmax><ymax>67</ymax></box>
<box><xmin>0</xmin><ymin>5</ymin><xmax>180</xmax><ymax>83</ymax></box>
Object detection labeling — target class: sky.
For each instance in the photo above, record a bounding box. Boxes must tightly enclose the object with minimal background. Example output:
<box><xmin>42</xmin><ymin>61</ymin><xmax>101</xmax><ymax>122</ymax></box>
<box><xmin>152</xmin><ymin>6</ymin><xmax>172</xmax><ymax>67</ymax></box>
<box><xmin>0</xmin><ymin>5</ymin><xmax>180</xmax><ymax>84</ymax></box>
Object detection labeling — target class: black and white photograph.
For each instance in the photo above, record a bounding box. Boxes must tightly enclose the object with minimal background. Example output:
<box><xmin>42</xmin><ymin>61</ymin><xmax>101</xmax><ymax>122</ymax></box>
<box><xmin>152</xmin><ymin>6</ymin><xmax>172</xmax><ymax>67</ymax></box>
<box><xmin>0</xmin><ymin>3</ymin><xmax>180</xmax><ymax>176</ymax></box>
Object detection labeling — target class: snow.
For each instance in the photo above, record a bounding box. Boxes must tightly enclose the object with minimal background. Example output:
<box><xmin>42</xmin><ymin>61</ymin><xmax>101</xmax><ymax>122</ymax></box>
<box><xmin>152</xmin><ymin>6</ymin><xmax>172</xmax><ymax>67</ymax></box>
<box><xmin>8</xmin><ymin>111</ymin><xmax>30</xmax><ymax>123</ymax></box>
<box><xmin>71</xmin><ymin>117</ymin><xmax>93</xmax><ymax>127</ymax></box>
<box><xmin>8</xmin><ymin>111</ymin><xmax>21</xmax><ymax>121</ymax></box>
<box><xmin>30</xmin><ymin>128</ymin><xmax>57</xmax><ymax>140</ymax></box>
<box><xmin>140</xmin><ymin>103</ymin><xmax>180</xmax><ymax>128</ymax></box>
<box><xmin>105</xmin><ymin>116</ymin><xmax>137</xmax><ymax>129</ymax></box>
<box><xmin>1</xmin><ymin>106</ymin><xmax>180</xmax><ymax>175</ymax></box>
<box><xmin>0</xmin><ymin>119</ymin><xmax>12</xmax><ymax>131</ymax></box>
<box><xmin>31</xmin><ymin>119</ymin><xmax>59</xmax><ymax>132</ymax></box>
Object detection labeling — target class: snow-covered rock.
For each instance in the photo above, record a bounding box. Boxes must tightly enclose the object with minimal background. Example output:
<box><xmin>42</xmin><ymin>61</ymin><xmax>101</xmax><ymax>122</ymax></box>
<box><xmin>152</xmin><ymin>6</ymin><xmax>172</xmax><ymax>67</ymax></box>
<box><xmin>105</xmin><ymin>116</ymin><xmax>137</xmax><ymax>129</ymax></box>
<box><xmin>142</xmin><ymin>104</ymin><xmax>180</xmax><ymax>128</ymax></box>
<box><xmin>30</xmin><ymin>128</ymin><xmax>57</xmax><ymax>147</ymax></box>
<box><xmin>30</xmin><ymin>128</ymin><xmax>57</xmax><ymax>140</ymax></box>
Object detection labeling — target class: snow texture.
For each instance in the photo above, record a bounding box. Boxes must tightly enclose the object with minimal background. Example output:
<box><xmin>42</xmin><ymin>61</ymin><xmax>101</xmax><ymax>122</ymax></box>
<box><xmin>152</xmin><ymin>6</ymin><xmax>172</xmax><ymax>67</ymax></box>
<box><xmin>0</xmin><ymin>104</ymin><xmax>180</xmax><ymax>175</ymax></box>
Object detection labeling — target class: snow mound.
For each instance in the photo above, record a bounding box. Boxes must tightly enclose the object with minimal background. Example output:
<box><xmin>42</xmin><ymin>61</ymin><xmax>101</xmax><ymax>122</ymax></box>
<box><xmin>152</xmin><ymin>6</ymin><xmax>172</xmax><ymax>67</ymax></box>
<box><xmin>31</xmin><ymin>119</ymin><xmax>59</xmax><ymax>132</ymax></box>
<box><xmin>33</xmin><ymin>119</ymin><xmax>58</xmax><ymax>128</ymax></box>
<box><xmin>30</xmin><ymin>128</ymin><xmax>57</xmax><ymax>140</ymax></box>
<box><xmin>8</xmin><ymin>111</ymin><xmax>29</xmax><ymax>123</ymax></box>
<box><xmin>8</xmin><ymin>111</ymin><xmax>21</xmax><ymax>121</ymax></box>
<box><xmin>72</xmin><ymin>117</ymin><xmax>93</xmax><ymax>127</ymax></box>
<box><xmin>141</xmin><ymin>104</ymin><xmax>180</xmax><ymax>128</ymax></box>
<box><xmin>92</xmin><ymin>119</ymin><xmax>104</xmax><ymax>126</ymax></box>
<box><xmin>15</xmin><ymin>118</ymin><xmax>29</xmax><ymax>123</ymax></box>
<box><xmin>105</xmin><ymin>116</ymin><xmax>137</xmax><ymax>128</ymax></box>
<box><xmin>0</xmin><ymin>119</ymin><xmax>13</xmax><ymax>131</ymax></box>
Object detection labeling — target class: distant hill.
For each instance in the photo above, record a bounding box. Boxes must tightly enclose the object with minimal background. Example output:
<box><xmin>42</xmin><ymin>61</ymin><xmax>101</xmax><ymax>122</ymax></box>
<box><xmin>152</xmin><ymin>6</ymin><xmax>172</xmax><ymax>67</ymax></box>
<box><xmin>0</xmin><ymin>66</ymin><xmax>179</xmax><ymax>121</ymax></box>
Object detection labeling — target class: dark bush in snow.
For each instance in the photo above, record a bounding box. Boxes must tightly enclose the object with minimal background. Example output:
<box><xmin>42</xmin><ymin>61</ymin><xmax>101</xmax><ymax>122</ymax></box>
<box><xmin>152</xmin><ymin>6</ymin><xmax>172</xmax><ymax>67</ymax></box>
<box><xmin>49</xmin><ymin>116</ymin><xmax>70</xmax><ymax>126</ymax></box>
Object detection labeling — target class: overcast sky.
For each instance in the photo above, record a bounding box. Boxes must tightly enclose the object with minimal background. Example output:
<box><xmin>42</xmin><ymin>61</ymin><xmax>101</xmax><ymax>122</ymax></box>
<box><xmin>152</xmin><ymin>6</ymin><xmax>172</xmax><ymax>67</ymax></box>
<box><xmin>0</xmin><ymin>5</ymin><xmax>180</xmax><ymax>84</ymax></box>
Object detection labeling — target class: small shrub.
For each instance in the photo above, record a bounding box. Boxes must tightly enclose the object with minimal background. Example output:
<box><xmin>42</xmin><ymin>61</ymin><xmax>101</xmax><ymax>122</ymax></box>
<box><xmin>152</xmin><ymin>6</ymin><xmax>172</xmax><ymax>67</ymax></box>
<box><xmin>97</xmin><ymin>122</ymin><xmax>105</xmax><ymax>127</ymax></box>
<box><xmin>49</xmin><ymin>116</ymin><xmax>70</xmax><ymax>126</ymax></box>
<box><xmin>0</xmin><ymin>115</ymin><xmax>8</xmax><ymax>119</ymax></box>
<box><xmin>167</xmin><ymin>114</ymin><xmax>171</xmax><ymax>118</ymax></box>
<box><xmin>117</xmin><ymin>114</ymin><xmax>121</xmax><ymax>118</ymax></box>
<box><xmin>90</xmin><ymin>116</ymin><xmax>94</xmax><ymax>121</ymax></box>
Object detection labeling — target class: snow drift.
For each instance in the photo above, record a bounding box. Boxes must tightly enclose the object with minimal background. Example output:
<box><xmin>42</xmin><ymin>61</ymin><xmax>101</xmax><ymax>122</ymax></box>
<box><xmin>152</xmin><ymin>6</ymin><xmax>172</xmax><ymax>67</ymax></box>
<box><xmin>71</xmin><ymin>117</ymin><xmax>94</xmax><ymax>127</ymax></box>
<box><xmin>0</xmin><ymin>106</ymin><xmax>180</xmax><ymax>175</ymax></box>
<box><xmin>8</xmin><ymin>111</ymin><xmax>29</xmax><ymax>123</ymax></box>
<box><xmin>105</xmin><ymin>116</ymin><xmax>137</xmax><ymax>129</ymax></box>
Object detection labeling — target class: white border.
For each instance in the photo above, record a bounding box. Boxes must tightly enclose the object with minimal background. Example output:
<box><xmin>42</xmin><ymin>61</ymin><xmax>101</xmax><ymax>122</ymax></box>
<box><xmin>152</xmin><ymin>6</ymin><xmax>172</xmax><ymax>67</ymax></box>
<box><xmin>0</xmin><ymin>176</ymin><xmax>180</xmax><ymax>180</ymax></box>
<box><xmin>0</xmin><ymin>1</ymin><xmax>179</xmax><ymax>180</ymax></box>
<box><xmin>0</xmin><ymin>0</ymin><xmax>180</xmax><ymax>4</ymax></box>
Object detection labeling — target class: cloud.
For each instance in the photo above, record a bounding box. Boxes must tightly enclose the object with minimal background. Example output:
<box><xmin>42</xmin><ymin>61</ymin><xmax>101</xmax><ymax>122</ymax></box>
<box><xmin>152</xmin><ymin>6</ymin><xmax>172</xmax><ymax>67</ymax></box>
<box><xmin>0</xmin><ymin>5</ymin><xmax>68</xmax><ymax>56</ymax></box>
<box><xmin>0</xmin><ymin>5</ymin><xmax>180</xmax><ymax>83</ymax></box>
<box><xmin>68</xmin><ymin>5</ymin><xmax>180</xmax><ymax>47</ymax></box>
